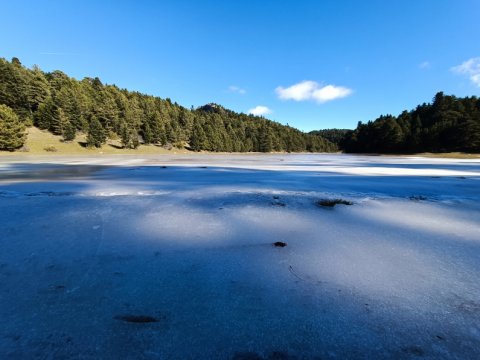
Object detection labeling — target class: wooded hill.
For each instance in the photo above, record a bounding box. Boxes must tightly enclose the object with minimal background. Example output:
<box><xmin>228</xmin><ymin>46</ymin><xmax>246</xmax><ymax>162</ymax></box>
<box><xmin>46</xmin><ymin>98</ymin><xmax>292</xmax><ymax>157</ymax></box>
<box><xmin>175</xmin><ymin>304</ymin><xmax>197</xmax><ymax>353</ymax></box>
<box><xmin>0</xmin><ymin>57</ymin><xmax>336</xmax><ymax>152</ymax></box>
<box><xmin>340</xmin><ymin>92</ymin><xmax>480</xmax><ymax>153</ymax></box>
<box><xmin>309</xmin><ymin>129</ymin><xmax>350</xmax><ymax>147</ymax></box>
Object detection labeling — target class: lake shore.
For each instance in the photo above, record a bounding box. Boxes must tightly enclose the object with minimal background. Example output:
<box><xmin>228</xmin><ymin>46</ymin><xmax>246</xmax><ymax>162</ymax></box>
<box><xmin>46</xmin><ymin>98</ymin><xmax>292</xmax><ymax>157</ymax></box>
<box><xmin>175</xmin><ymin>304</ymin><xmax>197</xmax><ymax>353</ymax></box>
<box><xmin>1</xmin><ymin>127</ymin><xmax>479</xmax><ymax>159</ymax></box>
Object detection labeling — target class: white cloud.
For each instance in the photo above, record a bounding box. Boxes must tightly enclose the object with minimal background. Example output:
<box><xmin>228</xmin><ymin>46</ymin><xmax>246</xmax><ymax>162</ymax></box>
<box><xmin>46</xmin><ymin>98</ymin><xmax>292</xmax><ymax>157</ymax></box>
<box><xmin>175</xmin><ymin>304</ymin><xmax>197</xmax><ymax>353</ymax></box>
<box><xmin>276</xmin><ymin>80</ymin><xmax>318</xmax><ymax>101</ymax></box>
<box><xmin>311</xmin><ymin>85</ymin><xmax>352</xmax><ymax>103</ymax></box>
<box><xmin>275</xmin><ymin>80</ymin><xmax>352</xmax><ymax>103</ymax></box>
<box><xmin>228</xmin><ymin>85</ymin><xmax>246</xmax><ymax>95</ymax></box>
<box><xmin>248</xmin><ymin>105</ymin><xmax>272</xmax><ymax>116</ymax></box>
<box><xmin>419</xmin><ymin>61</ymin><xmax>430</xmax><ymax>69</ymax></box>
<box><xmin>451</xmin><ymin>57</ymin><xmax>480</xmax><ymax>87</ymax></box>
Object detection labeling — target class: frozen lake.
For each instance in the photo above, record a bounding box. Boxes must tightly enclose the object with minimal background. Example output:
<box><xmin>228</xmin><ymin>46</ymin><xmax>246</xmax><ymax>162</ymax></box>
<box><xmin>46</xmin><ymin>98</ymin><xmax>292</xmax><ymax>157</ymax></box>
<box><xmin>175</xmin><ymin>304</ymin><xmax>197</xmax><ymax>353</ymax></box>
<box><xmin>1</xmin><ymin>154</ymin><xmax>479</xmax><ymax>359</ymax></box>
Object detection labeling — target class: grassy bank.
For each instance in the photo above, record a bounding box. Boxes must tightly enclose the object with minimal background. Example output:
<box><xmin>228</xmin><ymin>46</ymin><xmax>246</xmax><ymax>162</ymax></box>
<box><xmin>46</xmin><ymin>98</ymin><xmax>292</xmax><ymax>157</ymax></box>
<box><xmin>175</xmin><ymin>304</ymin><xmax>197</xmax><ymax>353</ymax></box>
<box><xmin>0</xmin><ymin>127</ymin><xmax>191</xmax><ymax>156</ymax></box>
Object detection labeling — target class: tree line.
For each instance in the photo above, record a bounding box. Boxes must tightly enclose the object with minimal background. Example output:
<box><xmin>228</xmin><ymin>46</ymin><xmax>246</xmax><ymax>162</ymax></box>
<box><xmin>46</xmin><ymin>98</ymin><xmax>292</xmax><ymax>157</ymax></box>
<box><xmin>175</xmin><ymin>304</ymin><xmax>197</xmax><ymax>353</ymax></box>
<box><xmin>309</xmin><ymin>129</ymin><xmax>350</xmax><ymax>147</ymax></box>
<box><xmin>340</xmin><ymin>92</ymin><xmax>480</xmax><ymax>153</ymax></box>
<box><xmin>0</xmin><ymin>57</ymin><xmax>336</xmax><ymax>152</ymax></box>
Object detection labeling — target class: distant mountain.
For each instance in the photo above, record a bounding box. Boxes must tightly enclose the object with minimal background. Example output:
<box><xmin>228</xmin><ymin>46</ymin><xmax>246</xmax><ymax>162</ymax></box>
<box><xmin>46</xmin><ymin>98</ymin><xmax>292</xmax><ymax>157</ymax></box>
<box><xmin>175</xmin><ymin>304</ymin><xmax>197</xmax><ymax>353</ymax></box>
<box><xmin>0</xmin><ymin>57</ymin><xmax>336</xmax><ymax>153</ymax></box>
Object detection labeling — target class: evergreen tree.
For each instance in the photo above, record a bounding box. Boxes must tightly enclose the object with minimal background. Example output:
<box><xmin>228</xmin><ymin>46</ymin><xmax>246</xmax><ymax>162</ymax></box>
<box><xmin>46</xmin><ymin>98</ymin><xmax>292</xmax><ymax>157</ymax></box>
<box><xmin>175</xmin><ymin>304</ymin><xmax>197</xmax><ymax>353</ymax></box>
<box><xmin>63</xmin><ymin>121</ymin><xmax>76</xmax><ymax>142</ymax></box>
<box><xmin>26</xmin><ymin>65</ymin><xmax>51</xmax><ymax>113</ymax></box>
<box><xmin>190</xmin><ymin>121</ymin><xmax>207</xmax><ymax>151</ymax></box>
<box><xmin>165</xmin><ymin>122</ymin><xmax>177</xmax><ymax>144</ymax></box>
<box><xmin>34</xmin><ymin>96</ymin><xmax>55</xmax><ymax>130</ymax></box>
<box><xmin>86</xmin><ymin>116</ymin><xmax>106</xmax><ymax>148</ymax></box>
<box><xmin>142</xmin><ymin>122</ymin><xmax>153</xmax><ymax>144</ymax></box>
<box><xmin>0</xmin><ymin>104</ymin><xmax>26</xmax><ymax>151</ymax></box>
<box><xmin>0</xmin><ymin>58</ymin><xmax>30</xmax><ymax>119</ymax></box>
<box><xmin>259</xmin><ymin>124</ymin><xmax>273</xmax><ymax>152</ymax></box>
<box><xmin>120</xmin><ymin>122</ymin><xmax>139</xmax><ymax>149</ymax></box>
<box><xmin>51</xmin><ymin>107</ymin><xmax>69</xmax><ymax>136</ymax></box>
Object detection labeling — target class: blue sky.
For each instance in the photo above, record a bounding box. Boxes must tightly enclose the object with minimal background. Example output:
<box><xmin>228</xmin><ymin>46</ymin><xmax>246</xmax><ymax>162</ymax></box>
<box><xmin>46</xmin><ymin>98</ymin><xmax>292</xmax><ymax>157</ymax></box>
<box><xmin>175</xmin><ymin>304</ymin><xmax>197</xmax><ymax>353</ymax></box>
<box><xmin>1</xmin><ymin>0</ymin><xmax>479</xmax><ymax>131</ymax></box>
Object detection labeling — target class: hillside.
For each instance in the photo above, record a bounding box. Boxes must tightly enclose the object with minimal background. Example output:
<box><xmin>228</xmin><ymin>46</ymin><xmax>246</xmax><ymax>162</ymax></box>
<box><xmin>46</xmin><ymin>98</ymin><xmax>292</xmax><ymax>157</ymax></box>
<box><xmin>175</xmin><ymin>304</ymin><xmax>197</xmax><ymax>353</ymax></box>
<box><xmin>342</xmin><ymin>92</ymin><xmax>480</xmax><ymax>153</ymax></box>
<box><xmin>309</xmin><ymin>129</ymin><xmax>351</xmax><ymax>147</ymax></box>
<box><xmin>0</xmin><ymin>57</ymin><xmax>336</xmax><ymax>153</ymax></box>
<box><xmin>309</xmin><ymin>92</ymin><xmax>480</xmax><ymax>154</ymax></box>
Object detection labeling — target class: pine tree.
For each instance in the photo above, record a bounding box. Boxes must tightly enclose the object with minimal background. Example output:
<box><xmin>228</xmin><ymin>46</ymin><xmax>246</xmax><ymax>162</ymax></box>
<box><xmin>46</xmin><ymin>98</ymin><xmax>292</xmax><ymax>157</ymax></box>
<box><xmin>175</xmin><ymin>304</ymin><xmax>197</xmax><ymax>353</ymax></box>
<box><xmin>159</xmin><ymin>123</ymin><xmax>168</xmax><ymax>145</ymax></box>
<box><xmin>259</xmin><ymin>124</ymin><xmax>273</xmax><ymax>152</ymax></box>
<box><xmin>86</xmin><ymin>116</ymin><xmax>106</xmax><ymax>148</ymax></box>
<box><xmin>34</xmin><ymin>97</ymin><xmax>55</xmax><ymax>130</ymax></box>
<box><xmin>26</xmin><ymin>65</ymin><xmax>51</xmax><ymax>113</ymax></box>
<box><xmin>460</xmin><ymin>117</ymin><xmax>480</xmax><ymax>152</ymax></box>
<box><xmin>165</xmin><ymin>122</ymin><xmax>176</xmax><ymax>144</ymax></box>
<box><xmin>120</xmin><ymin>122</ymin><xmax>139</xmax><ymax>149</ymax></box>
<box><xmin>51</xmin><ymin>107</ymin><xmax>69</xmax><ymax>136</ymax></box>
<box><xmin>142</xmin><ymin>122</ymin><xmax>153</xmax><ymax>144</ymax></box>
<box><xmin>190</xmin><ymin>122</ymin><xmax>207</xmax><ymax>151</ymax></box>
<box><xmin>0</xmin><ymin>58</ymin><xmax>30</xmax><ymax>119</ymax></box>
<box><xmin>63</xmin><ymin>121</ymin><xmax>76</xmax><ymax>142</ymax></box>
<box><xmin>0</xmin><ymin>104</ymin><xmax>26</xmax><ymax>151</ymax></box>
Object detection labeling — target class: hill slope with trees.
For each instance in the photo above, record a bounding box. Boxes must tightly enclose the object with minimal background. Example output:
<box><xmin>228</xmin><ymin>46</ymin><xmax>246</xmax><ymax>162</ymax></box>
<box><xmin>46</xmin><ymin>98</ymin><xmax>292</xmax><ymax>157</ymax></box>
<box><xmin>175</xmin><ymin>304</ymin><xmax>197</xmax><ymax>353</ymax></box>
<box><xmin>309</xmin><ymin>129</ymin><xmax>350</xmax><ymax>147</ymax></box>
<box><xmin>0</xmin><ymin>57</ymin><xmax>336</xmax><ymax>152</ymax></box>
<box><xmin>340</xmin><ymin>92</ymin><xmax>480</xmax><ymax>153</ymax></box>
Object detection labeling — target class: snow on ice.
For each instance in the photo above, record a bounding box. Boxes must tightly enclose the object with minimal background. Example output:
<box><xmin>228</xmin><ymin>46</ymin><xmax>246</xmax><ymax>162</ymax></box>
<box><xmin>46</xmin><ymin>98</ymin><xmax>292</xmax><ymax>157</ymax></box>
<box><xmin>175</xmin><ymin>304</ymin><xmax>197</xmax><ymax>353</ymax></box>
<box><xmin>0</xmin><ymin>154</ymin><xmax>479</xmax><ymax>359</ymax></box>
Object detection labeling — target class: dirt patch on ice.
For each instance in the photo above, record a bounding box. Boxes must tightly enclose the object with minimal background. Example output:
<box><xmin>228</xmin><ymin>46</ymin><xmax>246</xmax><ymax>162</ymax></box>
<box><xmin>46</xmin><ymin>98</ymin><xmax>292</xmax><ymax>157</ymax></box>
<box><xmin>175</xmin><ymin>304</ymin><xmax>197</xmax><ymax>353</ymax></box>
<box><xmin>315</xmin><ymin>198</ymin><xmax>353</xmax><ymax>207</ymax></box>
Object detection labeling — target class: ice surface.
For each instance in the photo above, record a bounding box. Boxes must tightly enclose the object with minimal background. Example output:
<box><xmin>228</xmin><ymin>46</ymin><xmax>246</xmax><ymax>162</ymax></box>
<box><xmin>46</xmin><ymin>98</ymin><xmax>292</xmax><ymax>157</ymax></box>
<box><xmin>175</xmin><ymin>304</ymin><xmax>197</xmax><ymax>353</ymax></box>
<box><xmin>0</xmin><ymin>154</ymin><xmax>479</xmax><ymax>359</ymax></box>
